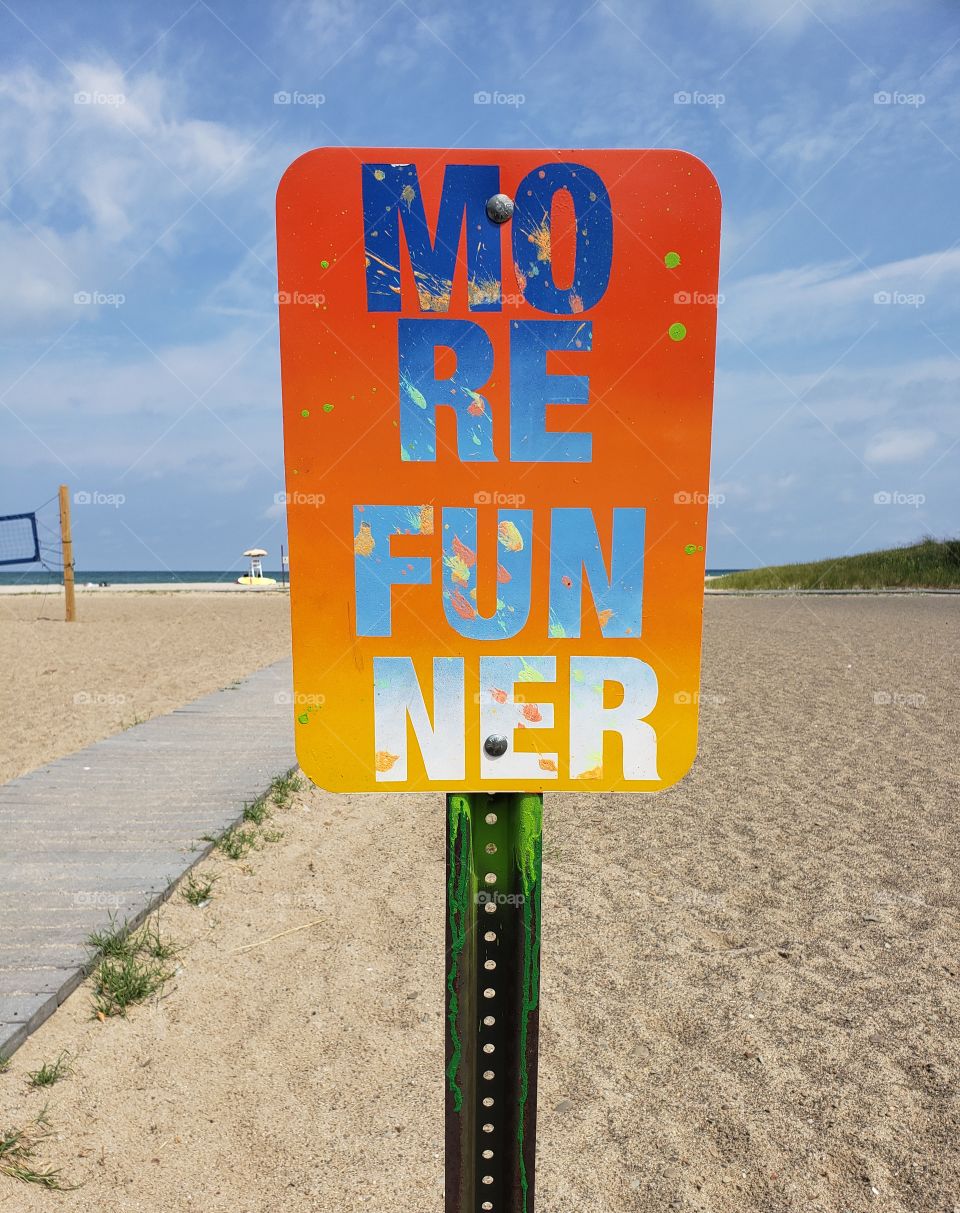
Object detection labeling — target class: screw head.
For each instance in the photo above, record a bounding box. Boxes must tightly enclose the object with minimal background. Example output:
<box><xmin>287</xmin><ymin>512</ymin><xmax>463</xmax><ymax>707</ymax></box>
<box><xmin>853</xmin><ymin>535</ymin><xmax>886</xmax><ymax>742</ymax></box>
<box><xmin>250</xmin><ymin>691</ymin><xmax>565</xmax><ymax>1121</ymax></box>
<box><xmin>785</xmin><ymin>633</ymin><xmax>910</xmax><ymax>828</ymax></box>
<box><xmin>483</xmin><ymin>734</ymin><xmax>508</xmax><ymax>758</ymax></box>
<box><xmin>485</xmin><ymin>193</ymin><xmax>514</xmax><ymax>224</ymax></box>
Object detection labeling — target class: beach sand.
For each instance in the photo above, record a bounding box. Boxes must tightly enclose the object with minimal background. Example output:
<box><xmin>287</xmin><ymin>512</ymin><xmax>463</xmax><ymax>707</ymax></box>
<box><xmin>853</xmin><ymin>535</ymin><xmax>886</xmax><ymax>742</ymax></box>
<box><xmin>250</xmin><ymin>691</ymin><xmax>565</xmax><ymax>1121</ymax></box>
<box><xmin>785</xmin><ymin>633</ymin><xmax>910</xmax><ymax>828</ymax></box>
<box><xmin>2</xmin><ymin>596</ymin><xmax>958</xmax><ymax>1212</ymax></box>
<box><xmin>0</xmin><ymin>592</ymin><xmax>291</xmax><ymax>783</ymax></box>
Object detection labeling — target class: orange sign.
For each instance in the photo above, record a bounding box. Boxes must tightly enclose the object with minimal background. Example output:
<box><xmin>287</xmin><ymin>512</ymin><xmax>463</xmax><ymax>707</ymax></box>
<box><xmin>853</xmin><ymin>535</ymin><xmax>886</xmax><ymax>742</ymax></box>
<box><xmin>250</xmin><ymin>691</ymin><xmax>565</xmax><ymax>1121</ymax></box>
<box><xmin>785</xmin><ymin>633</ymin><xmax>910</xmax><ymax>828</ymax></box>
<box><xmin>277</xmin><ymin>148</ymin><xmax>721</xmax><ymax>793</ymax></box>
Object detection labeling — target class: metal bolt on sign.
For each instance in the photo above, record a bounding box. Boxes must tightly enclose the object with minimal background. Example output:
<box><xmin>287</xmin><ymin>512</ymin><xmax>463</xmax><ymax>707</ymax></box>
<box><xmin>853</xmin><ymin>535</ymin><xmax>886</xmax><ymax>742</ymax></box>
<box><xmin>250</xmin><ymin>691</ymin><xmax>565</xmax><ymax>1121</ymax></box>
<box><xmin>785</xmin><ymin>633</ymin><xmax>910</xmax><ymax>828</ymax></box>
<box><xmin>485</xmin><ymin>193</ymin><xmax>514</xmax><ymax>224</ymax></box>
<box><xmin>446</xmin><ymin>792</ymin><xmax>542</xmax><ymax>1213</ymax></box>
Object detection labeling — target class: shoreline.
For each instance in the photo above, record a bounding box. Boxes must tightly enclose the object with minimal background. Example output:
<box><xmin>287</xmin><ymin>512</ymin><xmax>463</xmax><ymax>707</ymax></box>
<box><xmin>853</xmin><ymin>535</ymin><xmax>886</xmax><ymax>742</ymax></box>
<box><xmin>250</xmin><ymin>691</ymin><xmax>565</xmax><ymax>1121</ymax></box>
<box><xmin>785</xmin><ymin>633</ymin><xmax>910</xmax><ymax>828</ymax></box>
<box><xmin>3</xmin><ymin>582</ymin><xmax>958</xmax><ymax>596</ymax></box>
<box><xmin>0</xmin><ymin>582</ymin><xmax>289</xmax><ymax>595</ymax></box>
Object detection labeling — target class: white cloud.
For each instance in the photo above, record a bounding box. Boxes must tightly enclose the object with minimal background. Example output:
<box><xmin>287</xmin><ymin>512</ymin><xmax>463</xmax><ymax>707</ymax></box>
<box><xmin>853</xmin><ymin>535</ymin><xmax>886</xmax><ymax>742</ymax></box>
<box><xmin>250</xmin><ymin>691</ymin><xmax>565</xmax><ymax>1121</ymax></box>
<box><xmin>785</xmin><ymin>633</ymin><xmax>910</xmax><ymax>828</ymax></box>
<box><xmin>0</xmin><ymin>59</ymin><xmax>269</xmax><ymax>335</ymax></box>
<box><xmin>721</xmin><ymin>246</ymin><xmax>960</xmax><ymax>348</ymax></box>
<box><xmin>864</xmin><ymin>428</ymin><xmax>938</xmax><ymax>464</ymax></box>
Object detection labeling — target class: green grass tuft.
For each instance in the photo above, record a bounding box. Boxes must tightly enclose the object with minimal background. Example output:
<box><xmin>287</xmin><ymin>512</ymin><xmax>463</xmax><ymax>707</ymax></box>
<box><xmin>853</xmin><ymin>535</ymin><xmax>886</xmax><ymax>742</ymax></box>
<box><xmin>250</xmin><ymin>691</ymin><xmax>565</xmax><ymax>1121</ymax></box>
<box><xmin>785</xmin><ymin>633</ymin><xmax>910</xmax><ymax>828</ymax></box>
<box><xmin>0</xmin><ymin>1110</ymin><xmax>74</xmax><ymax>1189</ymax></box>
<box><xmin>242</xmin><ymin>798</ymin><xmax>271</xmax><ymax>826</ymax></box>
<box><xmin>92</xmin><ymin>953</ymin><xmax>172</xmax><ymax>1018</ymax></box>
<box><xmin>137</xmin><ymin>916</ymin><xmax>179</xmax><ymax>962</ymax></box>
<box><xmin>201</xmin><ymin>770</ymin><xmax>304</xmax><ymax>861</ymax></box>
<box><xmin>214</xmin><ymin>825</ymin><xmax>260</xmax><ymax>859</ymax></box>
<box><xmin>269</xmin><ymin>771</ymin><xmax>305</xmax><ymax>807</ymax></box>
<box><xmin>26</xmin><ymin>1052</ymin><xmax>72</xmax><ymax>1089</ymax></box>
<box><xmin>710</xmin><ymin>537</ymin><xmax>960</xmax><ymax>591</ymax></box>
<box><xmin>87</xmin><ymin>915</ymin><xmax>179</xmax><ymax>1018</ymax></box>
<box><xmin>85</xmin><ymin>913</ymin><xmax>135</xmax><ymax>960</ymax></box>
<box><xmin>181</xmin><ymin>873</ymin><xmax>217</xmax><ymax>905</ymax></box>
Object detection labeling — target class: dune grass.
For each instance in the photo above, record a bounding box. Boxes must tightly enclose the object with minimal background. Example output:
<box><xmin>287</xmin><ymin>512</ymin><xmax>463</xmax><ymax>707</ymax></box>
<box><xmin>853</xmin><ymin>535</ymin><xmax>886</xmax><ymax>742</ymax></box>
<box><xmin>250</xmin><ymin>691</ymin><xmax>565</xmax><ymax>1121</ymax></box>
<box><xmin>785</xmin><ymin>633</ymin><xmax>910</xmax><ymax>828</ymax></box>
<box><xmin>710</xmin><ymin>538</ymin><xmax>960</xmax><ymax>591</ymax></box>
<box><xmin>0</xmin><ymin>1109</ymin><xmax>73</xmax><ymax>1189</ymax></box>
<box><xmin>26</xmin><ymin>1052</ymin><xmax>72</xmax><ymax>1089</ymax></box>
<box><xmin>86</xmin><ymin>915</ymin><xmax>177</xmax><ymax>1018</ymax></box>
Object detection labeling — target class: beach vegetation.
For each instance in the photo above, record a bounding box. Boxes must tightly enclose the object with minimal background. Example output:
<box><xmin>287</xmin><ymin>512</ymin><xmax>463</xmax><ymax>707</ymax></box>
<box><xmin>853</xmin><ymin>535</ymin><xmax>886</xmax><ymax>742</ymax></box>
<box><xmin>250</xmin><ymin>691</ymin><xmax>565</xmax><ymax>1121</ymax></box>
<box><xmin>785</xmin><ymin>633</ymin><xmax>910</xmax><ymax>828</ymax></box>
<box><xmin>710</xmin><ymin>537</ymin><xmax>960</xmax><ymax>591</ymax></box>
<box><xmin>26</xmin><ymin>1052</ymin><xmax>72</xmax><ymax>1089</ymax></box>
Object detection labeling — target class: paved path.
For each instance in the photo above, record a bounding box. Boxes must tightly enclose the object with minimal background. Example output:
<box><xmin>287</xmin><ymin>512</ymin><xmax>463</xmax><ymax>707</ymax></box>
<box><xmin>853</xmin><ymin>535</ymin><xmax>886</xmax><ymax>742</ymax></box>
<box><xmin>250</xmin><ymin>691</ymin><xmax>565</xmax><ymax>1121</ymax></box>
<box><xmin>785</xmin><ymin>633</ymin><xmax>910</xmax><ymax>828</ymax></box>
<box><xmin>0</xmin><ymin>659</ymin><xmax>294</xmax><ymax>1059</ymax></box>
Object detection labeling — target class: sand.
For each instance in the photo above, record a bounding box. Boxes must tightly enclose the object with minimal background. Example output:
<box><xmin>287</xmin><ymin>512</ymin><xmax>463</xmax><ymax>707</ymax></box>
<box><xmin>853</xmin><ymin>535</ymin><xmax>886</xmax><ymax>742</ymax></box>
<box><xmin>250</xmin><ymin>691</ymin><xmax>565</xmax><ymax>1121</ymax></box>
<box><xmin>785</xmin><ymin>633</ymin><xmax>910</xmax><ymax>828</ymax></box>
<box><xmin>1</xmin><ymin>595</ymin><xmax>958</xmax><ymax>1212</ymax></box>
<box><xmin>0</xmin><ymin>592</ymin><xmax>291</xmax><ymax>783</ymax></box>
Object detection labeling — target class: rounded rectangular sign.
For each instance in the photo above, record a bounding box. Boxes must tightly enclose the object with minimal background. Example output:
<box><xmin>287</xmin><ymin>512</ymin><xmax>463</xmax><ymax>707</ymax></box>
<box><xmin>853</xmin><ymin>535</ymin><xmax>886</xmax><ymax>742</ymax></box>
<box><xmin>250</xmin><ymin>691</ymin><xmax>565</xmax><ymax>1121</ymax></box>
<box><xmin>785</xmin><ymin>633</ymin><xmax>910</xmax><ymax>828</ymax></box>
<box><xmin>277</xmin><ymin>147</ymin><xmax>721</xmax><ymax>793</ymax></box>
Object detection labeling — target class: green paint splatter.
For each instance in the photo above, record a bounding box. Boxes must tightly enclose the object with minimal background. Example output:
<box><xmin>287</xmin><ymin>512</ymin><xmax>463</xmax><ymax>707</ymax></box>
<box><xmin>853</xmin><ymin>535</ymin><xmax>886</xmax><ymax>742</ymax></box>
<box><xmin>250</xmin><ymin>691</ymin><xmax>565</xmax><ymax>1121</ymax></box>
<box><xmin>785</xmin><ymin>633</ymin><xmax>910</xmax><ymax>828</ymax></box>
<box><xmin>445</xmin><ymin>795</ymin><xmax>472</xmax><ymax>1112</ymax></box>
<box><xmin>320</xmin><ymin>259</ymin><xmax>329</xmax><ymax>269</ymax></box>
<box><xmin>548</xmin><ymin>612</ymin><xmax>566</xmax><ymax>639</ymax></box>
<box><xmin>664</xmin><ymin>251</ymin><xmax>681</xmax><ymax>268</ymax></box>
<box><xmin>400</xmin><ymin>374</ymin><xmax>428</xmax><ymax>411</ymax></box>
<box><xmin>297</xmin><ymin>712</ymin><xmax>309</xmax><ymax>725</ymax></box>
<box><xmin>322</xmin><ymin>402</ymin><xmax>334</xmax><ymax>413</ymax></box>
<box><xmin>515</xmin><ymin>794</ymin><xmax>543</xmax><ymax>1213</ymax></box>
<box><xmin>668</xmin><ymin>322</ymin><xmax>687</xmax><ymax>342</ymax></box>
<box><xmin>400</xmin><ymin>444</ymin><xmax>411</xmax><ymax>461</ymax></box>
<box><xmin>517</xmin><ymin>657</ymin><xmax>545</xmax><ymax>682</ymax></box>
<box><xmin>300</xmin><ymin>409</ymin><xmax>310</xmax><ymax>418</ymax></box>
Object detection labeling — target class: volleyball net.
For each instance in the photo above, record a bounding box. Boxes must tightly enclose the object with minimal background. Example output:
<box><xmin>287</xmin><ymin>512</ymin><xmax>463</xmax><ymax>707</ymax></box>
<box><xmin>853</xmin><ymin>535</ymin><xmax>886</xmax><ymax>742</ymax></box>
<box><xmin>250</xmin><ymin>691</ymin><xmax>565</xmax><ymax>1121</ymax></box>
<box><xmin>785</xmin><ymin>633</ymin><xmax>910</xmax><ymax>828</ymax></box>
<box><xmin>0</xmin><ymin>512</ymin><xmax>40</xmax><ymax>566</ymax></box>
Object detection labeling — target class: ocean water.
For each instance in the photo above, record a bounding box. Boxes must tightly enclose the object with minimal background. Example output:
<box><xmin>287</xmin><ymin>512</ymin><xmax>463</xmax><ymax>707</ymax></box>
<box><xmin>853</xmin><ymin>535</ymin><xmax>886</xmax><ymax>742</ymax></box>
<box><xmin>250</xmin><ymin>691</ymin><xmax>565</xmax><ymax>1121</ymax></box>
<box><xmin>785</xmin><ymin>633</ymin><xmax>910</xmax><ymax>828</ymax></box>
<box><xmin>0</xmin><ymin>569</ymin><xmax>288</xmax><ymax>586</ymax></box>
<box><xmin>0</xmin><ymin>568</ymin><xmax>744</xmax><ymax>586</ymax></box>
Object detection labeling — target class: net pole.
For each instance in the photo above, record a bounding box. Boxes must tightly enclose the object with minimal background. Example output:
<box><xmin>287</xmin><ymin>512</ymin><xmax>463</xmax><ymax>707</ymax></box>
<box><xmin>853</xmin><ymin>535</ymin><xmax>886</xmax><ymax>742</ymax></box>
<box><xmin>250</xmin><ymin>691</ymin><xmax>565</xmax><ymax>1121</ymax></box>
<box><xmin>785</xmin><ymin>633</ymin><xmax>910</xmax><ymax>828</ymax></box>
<box><xmin>446</xmin><ymin>792</ymin><xmax>543</xmax><ymax>1213</ymax></box>
<box><xmin>58</xmin><ymin>484</ymin><xmax>76</xmax><ymax>622</ymax></box>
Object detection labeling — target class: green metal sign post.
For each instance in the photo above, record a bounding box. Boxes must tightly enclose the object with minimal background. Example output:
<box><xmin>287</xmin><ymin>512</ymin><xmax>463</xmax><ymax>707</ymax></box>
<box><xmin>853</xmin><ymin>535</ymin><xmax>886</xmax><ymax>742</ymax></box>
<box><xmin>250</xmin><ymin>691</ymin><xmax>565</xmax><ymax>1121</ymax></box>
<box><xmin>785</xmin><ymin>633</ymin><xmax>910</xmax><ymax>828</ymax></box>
<box><xmin>446</xmin><ymin>793</ymin><xmax>543</xmax><ymax>1213</ymax></box>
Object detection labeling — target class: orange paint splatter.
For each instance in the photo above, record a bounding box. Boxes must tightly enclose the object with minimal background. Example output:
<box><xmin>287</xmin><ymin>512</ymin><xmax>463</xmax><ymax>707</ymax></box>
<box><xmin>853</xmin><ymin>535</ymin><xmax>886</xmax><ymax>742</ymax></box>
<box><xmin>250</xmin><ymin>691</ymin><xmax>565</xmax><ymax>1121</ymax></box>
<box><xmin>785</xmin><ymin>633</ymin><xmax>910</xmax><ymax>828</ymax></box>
<box><xmin>527</xmin><ymin>220</ymin><xmax>551</xmax><ymax>262</ymax></box>
<box><xmin>497</xmin><ymin>520</ymin><xmax>523</xmax><ymax>552</ymax></box>
<box><xmin>467</xmin><ymin>278</ymin><xmax>501</xmax><ymax>307</ymax></box>
<box><xmin>521</xmin><ymin>703</ymin><xmax>542</xmax><ymax>722</ymax></box>
<box><xmin>490</xmin><ymin>688</ymin><xmax>508</xmax><ymax>704</ymax></box>
<box><xmin>561</xmin><ymin>575</ymin><xmax>572</xmax><ymax>588</ymax></box>
<box><xmin>449</xmin><ymin>589</ymin><xmax>476</xmax><ymax>620</ymax></box>
<box><xmin>375</xmin><ymin>751</ymin><xmax>399</xmax><ymax>772</ymax></box>
<box><xmin>575</xmin><ymin>764</ymin><xmax>603</xmax><ymax>780</ymax></box>
<box><xmin>354</xmin><ymin>521</ymin><xmax>375</xmax><ymax>556</ymax></box>
<box><xmin>452</xmin><ymin>535</ymin><xmax>476</xmax><ymax>567</ymax></box>
<box><xmin>538</xmin><ymin>756</ymin><xmax>558</xmax><ymax>772</ymax></box>
<box><xmin>496</xmin><ymin>564</ymin><xmax>511</xmax><ymax>584</ymax></box>
<box><xmin>569</xmin><ymin>293</ymin><xmax>584</xmax><ymax>313</ymax></box>
<box><xmin>419</xmin><ymin>504</ymin><xmax>434</xmax><ymax>535</ymax></box>
<box><xmin>597</xmin><ymin>608</ymin><xmax>614</xmax><ymax>627</ymax></box>
<box><xmin>467</xmin><ymin>399</ymin><xmax>485</xmax><ymax>416</ymax></box>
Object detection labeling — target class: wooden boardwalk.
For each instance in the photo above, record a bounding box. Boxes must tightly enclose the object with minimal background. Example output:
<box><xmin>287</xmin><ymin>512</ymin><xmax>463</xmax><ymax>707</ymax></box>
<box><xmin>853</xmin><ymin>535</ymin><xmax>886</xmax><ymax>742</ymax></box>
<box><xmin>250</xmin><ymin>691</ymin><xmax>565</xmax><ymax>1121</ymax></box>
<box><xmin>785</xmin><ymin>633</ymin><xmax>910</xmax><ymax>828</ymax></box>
<box><xmin>0</xmin><ymin>659</ymin><xmax>294</xmax><ymax>1058</ymax></box>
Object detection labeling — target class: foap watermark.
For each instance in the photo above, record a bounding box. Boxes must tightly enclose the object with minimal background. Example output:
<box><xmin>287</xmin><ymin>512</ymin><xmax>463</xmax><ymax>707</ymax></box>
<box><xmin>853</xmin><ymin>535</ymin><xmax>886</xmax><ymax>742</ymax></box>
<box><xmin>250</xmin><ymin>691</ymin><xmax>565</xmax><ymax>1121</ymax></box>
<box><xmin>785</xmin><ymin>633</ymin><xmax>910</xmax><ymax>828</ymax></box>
<box><xmin>674</xmin><ymin>290</ymin><xmax>724</xmax><ymax>306</ymax></box>
<box><xmin>474</xmin><ymin>490</ymin><xmax>526</xmax><ymax>506</ymax></box>
<box><xmin>275</xmin><ymin>490</ymin><xmax>326</xmax><ymax>507</ymax></box>
<box><xmin>74</xmin><ymin>290</ymin><xmax>125</xmax><ymax>308</ymax></box>
<box><xmin>274</xmin><ymin>891</ymin><xmax>325</xmax><ymax>909</ymax></box>
<box><xmin>74</xmin><ymin>690</ymin><xmax>129</xmax><ymax>706</ymax></box>
<box><xmin>274</xmin><ymin>90</ymin><xmax>325</xmax><ymax>107</ymax></box>
<box><xmin>476</xmin><ymin>889</ymin><xmax>526</xmax><ymax>907</ymax></box>
<box><xmin>873</xmin><ymin>290</ymin><xmax>924</xmax><ymax>308</ymax></box>
<box><xmin>74</xmin><ymin>89</ymin><xmax>125</xmax><ymax>107</ymax></box>
<box><xmin>873</xmin><ymin>490</ymin><xmax>925</xmax><ymax>508</ymax></box>
<box><xmin>275</xmin><ymin>290</ymin><xmax>326</xmax><ymax>307</ymax></box>
<box><xmin>74</xmin><ymin>490</ymin><xmax>125</xmax><ymax>508</ymax></box>
<box><xmin>674</xmin><ymin>90</ymin><xmax>725</xmax><ymax>108</ymax></box>
<box><xmin>874</xmin><ymin>90</ymin><xmax>925</xmax><ymax>107</ymax></box>
<box><xmin>74</xmin><ymin>890</ymin><xmax>124</xmax><ymax>909</ymax></box>
<box><xmin>473</xmin><ymin>90</ymin><xmax>525</xmax><ymax>108</ymax></box>
<box><xmin>873</xmin><ymin>690</ymin><xmax>926</xmax><ymax>707</ymax></box>
<box><xmin>274</xmin><ymin>690</ymin><xmax>326</xmax><ymax>708</ymax></box>
<box><xmin>674</xmin><ymin>490</ymin><xmax>725</xmax><ymax>506</ymax></box>
<box><xmin>674</xmin><ymin>690</ymin><xmax>727</xmax><ymax>706</ymax></box>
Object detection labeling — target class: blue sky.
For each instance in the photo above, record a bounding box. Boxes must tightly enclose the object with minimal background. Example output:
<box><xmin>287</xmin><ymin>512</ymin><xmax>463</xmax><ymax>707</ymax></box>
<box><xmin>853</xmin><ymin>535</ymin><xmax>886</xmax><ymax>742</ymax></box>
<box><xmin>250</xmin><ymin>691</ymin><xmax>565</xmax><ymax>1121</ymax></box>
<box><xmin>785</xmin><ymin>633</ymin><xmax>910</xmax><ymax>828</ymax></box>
<box><xmin>0</xmin><ymin>0</ymin><xmax>957</xmax><ymax>572</ymax></box>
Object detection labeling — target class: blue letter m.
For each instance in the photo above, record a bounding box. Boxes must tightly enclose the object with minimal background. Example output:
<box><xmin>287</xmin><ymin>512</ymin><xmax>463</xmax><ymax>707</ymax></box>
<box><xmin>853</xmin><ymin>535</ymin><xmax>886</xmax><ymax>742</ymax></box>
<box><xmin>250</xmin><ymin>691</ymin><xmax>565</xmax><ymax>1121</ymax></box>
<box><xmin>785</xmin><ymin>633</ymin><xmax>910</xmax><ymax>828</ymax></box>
<box><xmin>362</xmin><ymin>163</ymin><xmax>502</xmax><ymax>312</ymax></box>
